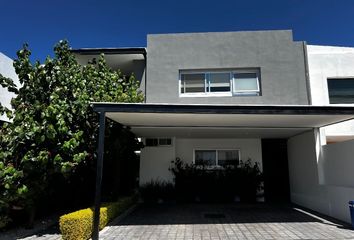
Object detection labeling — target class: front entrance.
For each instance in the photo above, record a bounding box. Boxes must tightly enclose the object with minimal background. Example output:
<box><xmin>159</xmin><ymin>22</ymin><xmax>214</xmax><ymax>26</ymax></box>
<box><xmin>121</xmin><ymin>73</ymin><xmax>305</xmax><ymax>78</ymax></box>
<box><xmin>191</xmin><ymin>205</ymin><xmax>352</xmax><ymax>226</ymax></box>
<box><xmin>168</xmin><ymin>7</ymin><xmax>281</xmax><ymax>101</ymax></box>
<box><xmin>261</xmin><ymin>139</ymin><xmax>290</xmax><ymax>203</ymax></box>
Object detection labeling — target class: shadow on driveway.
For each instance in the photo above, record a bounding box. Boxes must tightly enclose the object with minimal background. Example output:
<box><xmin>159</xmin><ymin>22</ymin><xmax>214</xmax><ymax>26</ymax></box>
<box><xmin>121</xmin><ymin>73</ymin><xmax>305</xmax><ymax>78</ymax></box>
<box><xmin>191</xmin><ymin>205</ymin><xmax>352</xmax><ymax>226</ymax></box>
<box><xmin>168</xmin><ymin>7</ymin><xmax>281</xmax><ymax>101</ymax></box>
<box><xmin>99</xmin><ymin>203</ymin><xmax>354</xmax><ymax>240</ymax></box>
<box><xmin>117</xmin><ymin>203</ymin><xmax>328</xmax><ymax>225</ymax></box>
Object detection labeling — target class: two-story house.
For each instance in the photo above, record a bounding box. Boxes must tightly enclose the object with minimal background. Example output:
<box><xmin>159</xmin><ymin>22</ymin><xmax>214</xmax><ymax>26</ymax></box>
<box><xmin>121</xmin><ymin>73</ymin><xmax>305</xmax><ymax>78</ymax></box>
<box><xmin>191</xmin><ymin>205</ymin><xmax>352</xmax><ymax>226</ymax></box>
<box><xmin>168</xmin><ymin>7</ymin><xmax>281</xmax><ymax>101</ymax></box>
<box><xmin>72</xmin><ymin>30</ymin><xmax>354</xmax><ymax>224</ymax></box>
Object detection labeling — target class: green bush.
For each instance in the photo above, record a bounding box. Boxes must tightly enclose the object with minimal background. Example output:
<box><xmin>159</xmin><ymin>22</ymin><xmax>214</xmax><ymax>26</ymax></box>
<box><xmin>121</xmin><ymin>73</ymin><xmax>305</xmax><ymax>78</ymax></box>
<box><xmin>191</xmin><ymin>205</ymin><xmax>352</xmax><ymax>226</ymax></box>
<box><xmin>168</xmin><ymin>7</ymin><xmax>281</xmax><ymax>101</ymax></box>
<box><xmin>170</xmin><ymin>158</ymin><xmax>263</xmax><ymax>203</ymax></box>
<box><xmin>59</xmin><ymin>196</ymin><xmax>136</xmax><ymax>240</ymax></box>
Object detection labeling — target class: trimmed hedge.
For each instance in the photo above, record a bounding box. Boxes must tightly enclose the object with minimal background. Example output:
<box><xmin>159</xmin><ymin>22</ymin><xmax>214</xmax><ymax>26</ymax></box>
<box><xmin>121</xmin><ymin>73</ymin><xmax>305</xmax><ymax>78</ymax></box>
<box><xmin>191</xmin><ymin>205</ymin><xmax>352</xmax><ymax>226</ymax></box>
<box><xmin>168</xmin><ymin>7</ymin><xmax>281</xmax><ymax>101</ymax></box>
<box><xmin>59</xmin><ymin>196</ymin><xmax>136</xmax><ymax>240</ymax></box>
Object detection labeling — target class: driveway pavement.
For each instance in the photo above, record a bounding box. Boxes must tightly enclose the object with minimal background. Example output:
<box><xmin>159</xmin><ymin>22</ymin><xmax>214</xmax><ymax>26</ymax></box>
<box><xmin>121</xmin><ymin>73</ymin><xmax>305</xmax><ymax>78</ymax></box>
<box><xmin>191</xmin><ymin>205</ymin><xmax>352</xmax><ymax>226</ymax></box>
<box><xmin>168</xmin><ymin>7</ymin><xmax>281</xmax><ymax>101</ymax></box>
<box><xmin>100</xmin><ymin>203</ymin><xmax>354</xmax><ymax>240</ymax></box>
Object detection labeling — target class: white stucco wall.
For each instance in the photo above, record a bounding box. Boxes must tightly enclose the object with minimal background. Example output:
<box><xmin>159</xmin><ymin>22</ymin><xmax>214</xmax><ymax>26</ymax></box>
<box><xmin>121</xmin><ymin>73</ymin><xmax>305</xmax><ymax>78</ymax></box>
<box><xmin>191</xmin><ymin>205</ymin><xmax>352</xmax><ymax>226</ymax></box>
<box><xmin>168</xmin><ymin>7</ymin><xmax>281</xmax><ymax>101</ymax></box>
<box><xmin>288</xmin><ymin>129</ymin><xmax>354</xmax><ymax>223</ymax></box>
<box><xmin>322</xmin><ymin>139</ymin><xmax>354</xmax><ymax>188</ymax></box>
<box><xmin>287</xmin><ymin>130</ymin><xmax>330</xmax><ymax>215</ymax></box>
<box><xmin>139</xmin><ymin>138</ymin><xmax>176</xmax><ymax>185</ymax></box>
<box><xmin>0</xmin><ymin>52</ymin><xmax>19</xmax><ymax>122</ymax></box>
<box><xmin>326</xmin><ymin>186</ymin><xmax>354</xmax><ymax>223</ymax></box>
<box><xmin>307</xmin><ymin>45</ymin><xmax>354</xmax><ymax>138</ymax></box>
<box><xmin>139</xmin><ymin>137</ymin><xmax>263</xmax><ymax>185</ymax></box>
<box><xmin>324</xmin><ymin>139</ymin><xmax>354</xmax><ymax>222</ymax></box>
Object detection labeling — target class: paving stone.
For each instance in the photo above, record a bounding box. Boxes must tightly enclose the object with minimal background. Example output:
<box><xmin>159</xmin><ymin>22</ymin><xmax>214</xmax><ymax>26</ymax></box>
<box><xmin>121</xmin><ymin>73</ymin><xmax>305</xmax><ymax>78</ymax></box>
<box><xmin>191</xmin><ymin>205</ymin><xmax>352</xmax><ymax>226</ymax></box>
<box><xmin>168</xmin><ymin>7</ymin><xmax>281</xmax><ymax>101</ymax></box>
<box><xmin>16</xmin><ymin>203</ymin><xmax>354</xmax><ymax>240</ymax></box>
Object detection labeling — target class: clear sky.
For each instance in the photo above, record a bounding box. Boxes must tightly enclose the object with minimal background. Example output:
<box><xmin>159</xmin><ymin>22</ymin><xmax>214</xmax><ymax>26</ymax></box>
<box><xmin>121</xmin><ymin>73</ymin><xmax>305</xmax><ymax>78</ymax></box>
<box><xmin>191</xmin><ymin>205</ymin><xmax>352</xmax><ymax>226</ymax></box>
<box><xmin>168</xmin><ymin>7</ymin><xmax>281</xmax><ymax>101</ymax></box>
<box><xmin>1</xmin><ymin>0</ymin><xmax>354</xmax><ymax>61</ymax></box>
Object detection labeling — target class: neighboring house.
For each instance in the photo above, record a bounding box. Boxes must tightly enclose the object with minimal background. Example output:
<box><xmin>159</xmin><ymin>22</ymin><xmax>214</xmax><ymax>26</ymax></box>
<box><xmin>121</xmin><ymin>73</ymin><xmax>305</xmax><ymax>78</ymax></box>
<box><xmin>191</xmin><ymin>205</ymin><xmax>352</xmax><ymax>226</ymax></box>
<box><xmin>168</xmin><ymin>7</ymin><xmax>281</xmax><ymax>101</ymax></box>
<box><xmin>0</xmin><ymin>52</ymin><xmax>19</xmax><ymax>125</ymax></box>
<box><xmin>73</xmin><ymin>30</ymin><xmax>354</xmax><ymax>223</ymax></box>
<box><xmin>307</xmin><ymin>45</ymin><xmax>354</xmax><ymax>143</ymax></box>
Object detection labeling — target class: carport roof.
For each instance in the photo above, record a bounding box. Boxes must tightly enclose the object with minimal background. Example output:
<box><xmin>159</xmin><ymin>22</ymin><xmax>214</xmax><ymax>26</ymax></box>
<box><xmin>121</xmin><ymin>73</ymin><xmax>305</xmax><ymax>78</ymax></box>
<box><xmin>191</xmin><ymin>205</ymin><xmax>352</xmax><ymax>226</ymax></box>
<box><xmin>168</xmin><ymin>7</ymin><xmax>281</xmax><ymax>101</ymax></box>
<box><xmin>92</xmin><ymin>103</ymin><xmax>354</xmax><ymax>138</ymax></box>
<box><xmin>90</xmin><ymin>102</ymin><xmax>354</xmax><ymax>239</ymax></box>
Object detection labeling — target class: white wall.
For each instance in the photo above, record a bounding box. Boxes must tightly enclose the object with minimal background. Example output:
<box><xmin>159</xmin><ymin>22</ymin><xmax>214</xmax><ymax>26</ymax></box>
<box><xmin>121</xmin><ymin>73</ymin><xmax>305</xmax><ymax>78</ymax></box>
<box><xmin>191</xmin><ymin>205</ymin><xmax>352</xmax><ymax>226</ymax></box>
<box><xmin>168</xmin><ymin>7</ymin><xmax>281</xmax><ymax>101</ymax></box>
<box><xmin>307</xmin><ymin>45</ymin><xmax>354</xmax><ymax>138</ymax></box>
<box><xmin>139</xmin><ymin>137</ymin><xmax>263</xmax><ymax>185</ymax></box>
<box><xmin>288</xmin><ymin>130</ymin><xmax>354</xmax><ymax>223</ymax></box>
<box><xmin>175</xmin><ymin>138</ymin><xmax>263</xmax><ymax>170</ymax></box>
<box><xmin>287</xmin><ymin>130</ymin><xmax>330</xmax><ymax>215</ymax></box>
<box><xmin>322</xmin><ymin>139</ymin><xmax>354</xmax><ymax>188</ymax></box>
<box><xmin>0</xmin><ymin>52</ymin><xmax>19</xmax><ymax>122</ymax></box>
<box><xmin>139</xmin><ymin>139</ymin><xmax>176</xmax><ymax>185</ymax></box>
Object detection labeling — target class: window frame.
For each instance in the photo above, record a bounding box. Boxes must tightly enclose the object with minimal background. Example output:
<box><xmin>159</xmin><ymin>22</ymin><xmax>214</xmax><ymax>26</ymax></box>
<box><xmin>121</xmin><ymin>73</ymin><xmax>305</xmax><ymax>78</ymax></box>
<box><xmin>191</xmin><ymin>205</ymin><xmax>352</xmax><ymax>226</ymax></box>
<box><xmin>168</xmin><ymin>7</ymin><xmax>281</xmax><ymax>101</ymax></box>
<box><xmin>179</xmin><ymin>69</ymin><xmax>260</xmax><ymax>97</ymax></box>
<box><xmin>193</xmin><ymin>148</ymin><xmax>241</xmax><ymax>167</ymax></box>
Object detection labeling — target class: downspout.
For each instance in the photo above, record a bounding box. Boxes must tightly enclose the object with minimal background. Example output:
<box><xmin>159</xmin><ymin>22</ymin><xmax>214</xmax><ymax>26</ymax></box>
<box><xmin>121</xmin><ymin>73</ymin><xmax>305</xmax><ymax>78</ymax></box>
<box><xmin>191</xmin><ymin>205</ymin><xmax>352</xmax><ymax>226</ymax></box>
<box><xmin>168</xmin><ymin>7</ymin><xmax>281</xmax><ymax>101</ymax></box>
<box><xmin>302</xmin><ymin>41</ymin><xmax>312</xmax><ymax>105</ymax></box>
<box><xmin>144</xmin><ymin>50</ymin><xmax>147</xmax><ymax>103</ymax></box>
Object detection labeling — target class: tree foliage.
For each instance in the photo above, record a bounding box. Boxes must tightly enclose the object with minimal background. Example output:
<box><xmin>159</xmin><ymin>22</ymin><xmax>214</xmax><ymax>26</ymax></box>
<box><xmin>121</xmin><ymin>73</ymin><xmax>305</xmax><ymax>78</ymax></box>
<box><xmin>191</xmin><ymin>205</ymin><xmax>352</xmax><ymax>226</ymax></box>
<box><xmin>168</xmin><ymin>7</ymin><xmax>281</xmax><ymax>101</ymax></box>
<box><xmin>0</xmin><ymin>40</ymin><xmax>144</xmax><ymax>227</ymax></box>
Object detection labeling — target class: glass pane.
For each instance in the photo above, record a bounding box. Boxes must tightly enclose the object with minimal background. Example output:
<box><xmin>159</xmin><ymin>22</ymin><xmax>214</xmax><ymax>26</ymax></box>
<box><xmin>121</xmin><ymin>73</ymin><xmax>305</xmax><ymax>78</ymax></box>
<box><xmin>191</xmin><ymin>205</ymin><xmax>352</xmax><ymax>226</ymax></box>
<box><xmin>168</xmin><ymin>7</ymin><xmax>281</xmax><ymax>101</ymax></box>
<box><xmin>145</xmin><ymin>138</ymin><xmax>158</xmax><ymax>146</ymax></box>
<box><xmin>158</xmin><ymin>138</ymin><xmax>172</xmax><ymax>146</ymax></box>
<box><xmin>195</xmin><ymin>150</ymin><xmax>216</xmax><ymax>166</ymax></box>
<box><xmin>233</xmin><ymin>73</ymin><xmax>258</xmax><ymax>92</ymax></box>
<box><xmin>328</xmin><ymin>79</ymin><xmax>354</xmax><ymax>104</ymax></box>
<box><xmin>218</xmin><ymin>150</ymin><xmax>239</xmax><ymax>167</ymax></box>
<box><xmin>209</xmin><ymin>73</ymin><xmax>230</xmax><ymax>92</ymax></box>
<box><xmin>181</xmin><ymin>73</ymin><xmax>205</xmax><ymax>93</ymax></box>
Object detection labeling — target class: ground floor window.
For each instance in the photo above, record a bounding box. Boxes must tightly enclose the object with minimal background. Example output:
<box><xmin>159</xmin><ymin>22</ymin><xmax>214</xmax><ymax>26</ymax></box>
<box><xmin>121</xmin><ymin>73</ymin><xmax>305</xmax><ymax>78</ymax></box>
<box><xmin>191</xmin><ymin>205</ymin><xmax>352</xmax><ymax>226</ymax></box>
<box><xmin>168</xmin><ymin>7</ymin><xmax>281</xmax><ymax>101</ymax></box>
<box><xmin>194</xmin><ymin>149</ymin><xmax>240</xmax><ymax>167</ymax></box>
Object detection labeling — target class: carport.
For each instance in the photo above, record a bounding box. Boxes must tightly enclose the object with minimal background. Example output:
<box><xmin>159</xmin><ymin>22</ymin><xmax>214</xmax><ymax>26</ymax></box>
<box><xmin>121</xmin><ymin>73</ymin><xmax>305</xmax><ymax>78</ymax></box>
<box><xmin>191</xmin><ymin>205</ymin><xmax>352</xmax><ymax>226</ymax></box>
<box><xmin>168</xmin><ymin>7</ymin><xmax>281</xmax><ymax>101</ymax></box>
<box><xmin>91</xmin><ymin>103</ymin><xmax>354</xmax><ymax>240</ymax></box>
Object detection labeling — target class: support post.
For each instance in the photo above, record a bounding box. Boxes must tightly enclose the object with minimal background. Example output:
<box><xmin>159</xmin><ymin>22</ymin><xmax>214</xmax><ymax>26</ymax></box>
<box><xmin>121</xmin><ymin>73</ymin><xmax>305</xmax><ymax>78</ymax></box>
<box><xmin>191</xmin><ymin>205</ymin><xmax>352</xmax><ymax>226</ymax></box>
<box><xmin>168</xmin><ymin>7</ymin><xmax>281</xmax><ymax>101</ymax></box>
<box><xmin>92</xmin><ymin>111</ymin><xmax>106</xmax><ymax>240</ymax></box>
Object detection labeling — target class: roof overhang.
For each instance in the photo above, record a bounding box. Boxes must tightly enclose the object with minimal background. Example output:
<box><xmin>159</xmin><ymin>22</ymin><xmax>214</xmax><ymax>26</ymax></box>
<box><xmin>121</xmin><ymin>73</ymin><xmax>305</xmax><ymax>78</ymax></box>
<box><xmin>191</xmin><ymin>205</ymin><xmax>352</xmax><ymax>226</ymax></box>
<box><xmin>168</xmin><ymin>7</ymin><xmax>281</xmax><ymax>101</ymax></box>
<box><xmin>92</xmin><ymin>103</ymin><xmax>354</xmax><ymax>138</ymax></box>
<box><xmin>71</xmin><ymin>48</ymin><xmax>146</xmax><ymax>77</ymax></box>
<box><xmin>70</xmin><ymin>47</ymin><xmax>146</xmax><ymax>55</ymax></box>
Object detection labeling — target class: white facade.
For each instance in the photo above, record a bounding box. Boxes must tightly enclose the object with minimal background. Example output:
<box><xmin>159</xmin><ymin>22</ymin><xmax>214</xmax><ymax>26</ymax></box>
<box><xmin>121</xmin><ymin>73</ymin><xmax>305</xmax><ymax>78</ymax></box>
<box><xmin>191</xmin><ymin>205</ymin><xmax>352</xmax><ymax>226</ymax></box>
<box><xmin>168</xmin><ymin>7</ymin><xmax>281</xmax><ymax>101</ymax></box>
<box><xmin>307</xmin><ymin>45</ymin><xmax>354</xmax><ymax>142</ymax></box>
<box><xmin>0</xmin><ymin>52</ymin><xmax>19</xmax><ymax>122</ymax></box>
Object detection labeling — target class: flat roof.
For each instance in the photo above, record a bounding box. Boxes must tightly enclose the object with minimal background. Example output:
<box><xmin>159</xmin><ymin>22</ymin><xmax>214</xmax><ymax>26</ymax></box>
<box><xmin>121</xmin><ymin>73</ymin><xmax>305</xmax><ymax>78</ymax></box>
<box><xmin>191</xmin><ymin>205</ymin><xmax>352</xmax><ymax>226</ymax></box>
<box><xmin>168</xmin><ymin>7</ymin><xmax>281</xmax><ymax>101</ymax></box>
<box><xmin>70</xmin><ymin>47</ymin><xmax>146</xmax><ymax>55</ymax></box>
<box><xmin>92</xmin><ymin>103</ymin><xmax>354</xmax><ymax>138</ymax></box>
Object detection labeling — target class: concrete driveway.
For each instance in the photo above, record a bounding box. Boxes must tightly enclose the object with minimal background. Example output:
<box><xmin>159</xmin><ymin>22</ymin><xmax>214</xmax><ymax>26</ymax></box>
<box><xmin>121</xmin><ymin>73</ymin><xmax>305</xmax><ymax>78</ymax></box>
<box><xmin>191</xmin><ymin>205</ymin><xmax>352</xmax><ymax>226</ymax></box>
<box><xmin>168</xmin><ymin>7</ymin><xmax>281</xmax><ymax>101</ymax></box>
<box><xmin>100</xmin><ymin>203</ymin><xmax>354</xmax><ymax>240</ymax></box>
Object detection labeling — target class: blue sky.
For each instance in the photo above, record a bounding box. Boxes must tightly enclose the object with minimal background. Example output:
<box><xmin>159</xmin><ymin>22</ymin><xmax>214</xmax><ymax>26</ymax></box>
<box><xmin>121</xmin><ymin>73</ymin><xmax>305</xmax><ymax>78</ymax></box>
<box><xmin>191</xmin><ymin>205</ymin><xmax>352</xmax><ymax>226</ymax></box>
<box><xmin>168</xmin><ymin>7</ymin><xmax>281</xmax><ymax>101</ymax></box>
<box><xmin>1</xmin><ymin>0</ymin><xmax>354</xmax><ymax>61</ymax></box>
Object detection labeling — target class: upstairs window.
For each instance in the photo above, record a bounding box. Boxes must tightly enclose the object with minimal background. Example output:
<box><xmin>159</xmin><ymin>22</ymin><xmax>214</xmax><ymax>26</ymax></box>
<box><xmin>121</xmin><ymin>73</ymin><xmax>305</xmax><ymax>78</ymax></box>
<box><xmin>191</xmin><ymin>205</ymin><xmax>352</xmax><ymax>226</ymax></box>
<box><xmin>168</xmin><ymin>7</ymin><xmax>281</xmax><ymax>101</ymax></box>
<box><xmin>181</xmin><ymin>73</ymin><xmax>205</xmax><ymax>93</ymax></box>
<box><xmin>180</xmin><ymin>69</ymin><xmax>260</xmax><ymax>97</ymax></box>
<box><xmin>209</xmin><ymin>73</ymin><xmax>231</xmax><ymax>92</ymax></box>
<box><xmin>328</xmin><ymin>78</ymin><xmax>354</xmax><ymax>104</ymax></box>
<box><xmin>233</xmin><ymin>72</ymin><xmax>259</xmax><ymax>95</ymax></box>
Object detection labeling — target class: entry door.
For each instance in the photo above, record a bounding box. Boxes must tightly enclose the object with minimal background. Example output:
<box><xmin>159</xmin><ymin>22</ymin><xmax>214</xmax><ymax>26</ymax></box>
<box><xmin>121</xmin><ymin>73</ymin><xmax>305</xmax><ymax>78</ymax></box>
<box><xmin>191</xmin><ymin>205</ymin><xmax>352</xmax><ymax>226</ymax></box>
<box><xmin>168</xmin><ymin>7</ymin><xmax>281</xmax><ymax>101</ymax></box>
<box><xmin>261</xmin><ymin>139</ymin><xmax>290</xmax><ymax>203</ymax></box>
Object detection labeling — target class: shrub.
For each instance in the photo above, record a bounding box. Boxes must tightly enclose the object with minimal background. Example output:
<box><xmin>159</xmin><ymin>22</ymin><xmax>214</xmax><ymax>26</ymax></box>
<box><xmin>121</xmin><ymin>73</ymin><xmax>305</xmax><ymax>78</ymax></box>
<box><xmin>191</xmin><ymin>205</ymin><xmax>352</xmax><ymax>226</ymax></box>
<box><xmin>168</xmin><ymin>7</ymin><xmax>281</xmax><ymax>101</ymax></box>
<box><xmin>59</xmin><ymin>196</ymin><xmax>136</xmax><ymax>240</ymax></box>
<box><xmin>169</xmin><ymin>158</ymin><xmax>263</xmax><ymax>203</ymax></box>
<box><xmin>139</xmin><ymin>180</ymin><xmax>175</xmax><ymax>204</ymax></box>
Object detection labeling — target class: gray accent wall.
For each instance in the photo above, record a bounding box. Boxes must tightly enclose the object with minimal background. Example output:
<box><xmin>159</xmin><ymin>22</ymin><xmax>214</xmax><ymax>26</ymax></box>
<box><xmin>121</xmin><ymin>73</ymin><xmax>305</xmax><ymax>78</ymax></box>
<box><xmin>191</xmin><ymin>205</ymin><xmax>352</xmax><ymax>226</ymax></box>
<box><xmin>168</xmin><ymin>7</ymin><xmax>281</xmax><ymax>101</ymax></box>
<box><xmin>146</xmin><ymin>30</ymin><xmax>309</xmax><ymax>105</ymax></box>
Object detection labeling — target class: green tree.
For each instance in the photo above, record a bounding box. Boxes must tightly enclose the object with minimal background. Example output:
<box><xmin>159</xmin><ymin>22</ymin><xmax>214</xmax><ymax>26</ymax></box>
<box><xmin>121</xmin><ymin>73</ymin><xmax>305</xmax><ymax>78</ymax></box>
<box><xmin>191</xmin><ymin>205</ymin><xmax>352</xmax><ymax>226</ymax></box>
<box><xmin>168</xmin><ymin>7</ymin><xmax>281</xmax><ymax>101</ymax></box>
<box><xmin>0</xmin><ymin>40</ymin><xmax>144</xmax><ymax>228</ymax></box>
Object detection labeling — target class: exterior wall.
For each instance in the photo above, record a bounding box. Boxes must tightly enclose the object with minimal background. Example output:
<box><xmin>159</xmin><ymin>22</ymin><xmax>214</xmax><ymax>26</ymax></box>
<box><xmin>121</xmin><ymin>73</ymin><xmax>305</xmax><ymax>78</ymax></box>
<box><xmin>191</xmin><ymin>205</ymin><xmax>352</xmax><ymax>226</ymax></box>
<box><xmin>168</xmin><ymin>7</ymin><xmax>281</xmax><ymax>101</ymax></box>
<box><xmin>307</xmin><ymin>45</ymin><xmax>354</xmax><ymax>138</ymax></box>
<box><xmin>288</xmin><ymin>130</ymin><xmax>354</xmax><ymax>223</ymax></box>
<box><xmin>139</xmin><ymin>137</ymin><xmax>262</xmax><ymax>185</ymax></box>
<box><xmin>323</xmin><ymin>140</ymin><xmax>354</xmax><ymax>222</ymax></box>
<box><xmin>146</xmin><ymin>30</ymin><xmax>309</xmax><ymax>105</ymax></box>
<box><xmin>139</xmin><ymin>138</ymin><xmax>176</xmax><ymax>185</ymax></box>
<box><xmin>0</xmin><ymin>52</ymin><xmax>19</xmax><ymax>122</ymax></box>
<box><xmin>322</xmin><ymin>139</ymin><xmax>354</xmax><ymax>188</ymax></box>
<box><xmin>287</xmin><ymin>130</ymin><xmax>330</xmax><ymax>215</ymax></box>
